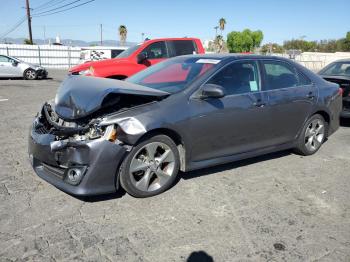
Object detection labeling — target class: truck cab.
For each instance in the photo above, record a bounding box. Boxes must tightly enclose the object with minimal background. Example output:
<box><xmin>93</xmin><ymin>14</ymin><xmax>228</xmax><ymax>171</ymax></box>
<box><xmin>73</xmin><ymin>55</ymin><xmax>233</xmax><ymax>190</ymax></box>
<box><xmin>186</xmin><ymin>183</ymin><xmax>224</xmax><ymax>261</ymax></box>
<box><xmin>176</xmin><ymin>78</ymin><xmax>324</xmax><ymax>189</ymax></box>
<box><xmin>69</xmin><ymin>38</ymin><xmax>205</xmax><ymax>79</ymax></box>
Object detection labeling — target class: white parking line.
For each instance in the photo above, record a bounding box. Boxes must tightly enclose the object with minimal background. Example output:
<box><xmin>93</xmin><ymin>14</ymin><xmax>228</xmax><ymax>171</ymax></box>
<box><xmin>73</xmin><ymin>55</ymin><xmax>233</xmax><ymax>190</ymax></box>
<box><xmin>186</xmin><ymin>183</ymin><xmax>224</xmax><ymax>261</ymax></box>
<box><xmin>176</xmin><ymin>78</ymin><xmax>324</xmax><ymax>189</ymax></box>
<box><xmin>0</xmin><ymin>96</ymin><xmax>9</xmax><ymax>102</ymax></box>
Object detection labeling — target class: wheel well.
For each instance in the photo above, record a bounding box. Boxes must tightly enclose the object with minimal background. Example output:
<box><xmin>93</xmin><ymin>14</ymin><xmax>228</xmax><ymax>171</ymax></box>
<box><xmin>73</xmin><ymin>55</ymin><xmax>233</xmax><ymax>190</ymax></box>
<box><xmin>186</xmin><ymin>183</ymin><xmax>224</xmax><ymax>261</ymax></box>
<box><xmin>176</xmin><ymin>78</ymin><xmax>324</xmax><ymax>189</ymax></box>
<box><xmin>107</xmin><ymin>75</ymin><xmax>127</xmax><ymax>80</ymax></box>
<box><xmin>314</xmin><ymin>111</ymin><xmax>330</xmax><ymax>124</ymax></box>
<box><xmin>138</xmin><ymin>128</ymin><xmax>186</xmax><ymax>171</ymax></box>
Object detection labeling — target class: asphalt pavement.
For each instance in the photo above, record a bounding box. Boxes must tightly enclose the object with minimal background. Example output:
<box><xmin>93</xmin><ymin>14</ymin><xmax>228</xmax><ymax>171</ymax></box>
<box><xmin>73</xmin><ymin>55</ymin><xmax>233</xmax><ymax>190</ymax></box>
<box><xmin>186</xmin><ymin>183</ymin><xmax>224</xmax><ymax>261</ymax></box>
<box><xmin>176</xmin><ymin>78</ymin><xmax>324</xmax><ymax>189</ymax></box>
<box><xmin>0</xmin><ymin>70</ymin><xmax>349</xmax><ymax>261</ymax></box>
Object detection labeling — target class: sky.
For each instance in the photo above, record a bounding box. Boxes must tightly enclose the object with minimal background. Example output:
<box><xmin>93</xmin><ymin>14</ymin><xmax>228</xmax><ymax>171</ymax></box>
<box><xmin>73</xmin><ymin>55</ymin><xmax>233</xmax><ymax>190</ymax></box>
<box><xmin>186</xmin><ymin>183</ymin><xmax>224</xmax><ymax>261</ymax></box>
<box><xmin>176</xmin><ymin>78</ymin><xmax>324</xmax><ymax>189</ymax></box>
<box><xmin>0</xmin><ymin>0</ymin><xmax>349</xmax><ymax>44</ymax></box>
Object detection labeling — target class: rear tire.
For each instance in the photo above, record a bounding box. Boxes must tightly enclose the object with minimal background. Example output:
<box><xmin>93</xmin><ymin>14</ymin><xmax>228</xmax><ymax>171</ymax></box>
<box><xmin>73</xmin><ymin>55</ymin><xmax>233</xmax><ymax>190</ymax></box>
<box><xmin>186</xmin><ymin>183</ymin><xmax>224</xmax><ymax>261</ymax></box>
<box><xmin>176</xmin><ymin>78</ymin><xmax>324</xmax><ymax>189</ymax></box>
<box><xmin>24</xmin><ymin>69</ymin><xmax>37</xmax><ymax>80</ymax></box>
<box><xmin>294</xmin><ymin>114</ymin><xmax>328</xmax><ymax>156</ymax></box>
<box><xmin>119</xmin><ymin>135</ymin><xmax>180</xmax><ymax>198</ymax></box>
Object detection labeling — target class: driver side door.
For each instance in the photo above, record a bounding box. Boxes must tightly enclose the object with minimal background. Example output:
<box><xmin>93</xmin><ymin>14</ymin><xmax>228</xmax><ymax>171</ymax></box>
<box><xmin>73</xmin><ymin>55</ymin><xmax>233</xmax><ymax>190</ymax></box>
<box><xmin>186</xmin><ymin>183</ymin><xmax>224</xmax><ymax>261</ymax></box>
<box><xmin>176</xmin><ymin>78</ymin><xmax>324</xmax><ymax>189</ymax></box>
<box><xmin>187</xmin><ymin>60</ymin><xmax>272</xmax><ymax>162</ymax></box>
<box><xmin>138</xmin><ymin>41</ymin><xmax>169</xmax><ymax>69</ymax></box>
<box><xmin>0</xmin><ymin>56</ymin><xmax>21</xmax><ymax>77</ymax></box>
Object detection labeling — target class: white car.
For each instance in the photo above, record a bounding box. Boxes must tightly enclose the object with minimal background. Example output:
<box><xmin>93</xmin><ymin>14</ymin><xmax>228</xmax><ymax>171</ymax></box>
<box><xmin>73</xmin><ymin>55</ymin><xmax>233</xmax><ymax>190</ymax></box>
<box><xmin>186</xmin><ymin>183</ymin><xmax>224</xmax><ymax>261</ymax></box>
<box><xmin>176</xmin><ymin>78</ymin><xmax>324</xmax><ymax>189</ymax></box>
<box><xmin>0</xmin><ymin>55</ymin><xmax>47</xmax><ymax>80</ymax></box>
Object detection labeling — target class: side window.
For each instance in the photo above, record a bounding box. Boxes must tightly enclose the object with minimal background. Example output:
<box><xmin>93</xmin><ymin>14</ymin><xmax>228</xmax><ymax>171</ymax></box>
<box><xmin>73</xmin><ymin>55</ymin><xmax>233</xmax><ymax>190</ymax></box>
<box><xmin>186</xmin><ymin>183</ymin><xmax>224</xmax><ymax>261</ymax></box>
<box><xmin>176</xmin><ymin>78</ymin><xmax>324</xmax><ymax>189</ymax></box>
<box><xmin>142</xmin><ymin>41</ymin><xmax>168</xmax><ymax>59</ymax></box>
<box><xmin>0</xmin><ymin>56</ymin><xmax>10</xmax><ymax>62</ymax></box>
<box><xmin>207</xmin><ymin>61</ymin><xmax>260</xmax><ymax>96</ymax></box>
<box><xmin>169</xmin><ymin>40</ymin><xmax>196</xmax><ymax>56</ymax></box>
<box><xmin>262</xmin><ymin>60</ymin><xmax>311</xmax><ymax>90</ymax></box>
<box><xmin>298</xmin><ymin>71</ymin><xmax>312</xmax><ymax>86</ymax></box>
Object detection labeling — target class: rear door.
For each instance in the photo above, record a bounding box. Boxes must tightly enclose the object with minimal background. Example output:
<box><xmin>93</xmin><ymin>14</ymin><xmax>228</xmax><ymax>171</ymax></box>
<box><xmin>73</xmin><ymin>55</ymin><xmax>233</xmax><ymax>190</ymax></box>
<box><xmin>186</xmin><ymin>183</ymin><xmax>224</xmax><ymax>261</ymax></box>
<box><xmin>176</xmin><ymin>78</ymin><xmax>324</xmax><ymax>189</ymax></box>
<box><xmin>260</xmin><ymin>59</ymin><xmax>317</xmax><ymax>145</ymax></box>
<box><xmin>168</xmin><ymin>40</ymin><xmax>197</xmax><ymax>57</ymax></box>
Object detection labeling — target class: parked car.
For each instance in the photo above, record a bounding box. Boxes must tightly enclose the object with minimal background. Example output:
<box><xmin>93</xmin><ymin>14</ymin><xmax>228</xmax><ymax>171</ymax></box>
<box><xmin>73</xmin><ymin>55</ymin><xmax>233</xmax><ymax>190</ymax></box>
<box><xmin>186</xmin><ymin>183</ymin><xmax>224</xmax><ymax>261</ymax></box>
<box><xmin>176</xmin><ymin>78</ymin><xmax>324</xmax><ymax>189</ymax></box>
<box><xmin>0</xmin><ymin>55</ymin><xmax>47</xmax><ymax>80</ymax></box>
<box><xmin>29</xmin><ymin>55</ymin><xmax>342</xmax><ymax>198</ymax></box>
<box><xmin>319</xmin><ymin>59</ymin><xmax>350</xmax><ymax>118</ymax></box>
<box><xmin>69</xmin><ymin>38</ymin><xmax>205</xmax><ymax>79</ymax></box>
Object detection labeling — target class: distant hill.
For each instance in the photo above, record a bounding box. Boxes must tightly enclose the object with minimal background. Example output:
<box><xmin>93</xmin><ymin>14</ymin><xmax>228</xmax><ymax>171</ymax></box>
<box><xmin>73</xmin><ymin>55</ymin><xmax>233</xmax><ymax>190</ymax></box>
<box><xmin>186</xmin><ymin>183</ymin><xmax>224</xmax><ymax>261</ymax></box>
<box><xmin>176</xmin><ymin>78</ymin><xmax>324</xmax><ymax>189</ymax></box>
<box><xmin>1</xmin><ymin>37</ymin><xmax>137</xmax><ymax>47</ymax></box>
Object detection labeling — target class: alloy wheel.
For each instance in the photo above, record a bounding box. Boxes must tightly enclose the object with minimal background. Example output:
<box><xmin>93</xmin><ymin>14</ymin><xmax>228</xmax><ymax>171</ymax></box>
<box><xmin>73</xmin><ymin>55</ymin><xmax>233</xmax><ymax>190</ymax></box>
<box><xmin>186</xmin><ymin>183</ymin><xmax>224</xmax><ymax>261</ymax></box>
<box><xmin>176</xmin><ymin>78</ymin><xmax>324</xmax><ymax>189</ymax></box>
<box><xmin>304</xmin><ymin>119</ymin><xmax>325</xmax><ymax>152</ymax></box>
<box><xmin>26</xmin><ymin>70</ymin><xmax>36</xmax><ymax>80</ymax></box>
<box><xmin>129</xmin><ymin>142</ymin><xmax>176</xmax><ymax>192</ymax></box>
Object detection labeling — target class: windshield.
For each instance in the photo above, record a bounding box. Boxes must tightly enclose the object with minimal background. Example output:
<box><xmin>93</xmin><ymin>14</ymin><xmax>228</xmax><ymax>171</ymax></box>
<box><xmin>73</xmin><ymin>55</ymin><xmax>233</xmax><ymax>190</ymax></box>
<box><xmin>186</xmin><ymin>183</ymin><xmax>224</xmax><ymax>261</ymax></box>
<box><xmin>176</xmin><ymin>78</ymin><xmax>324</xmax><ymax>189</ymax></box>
<box><xmin>126</xmin><ymin>57</ymin><xmax>220</xmax><ymax>93</ymax></box>
<box><xmin>116</xmin><ymin>45</ymin><xmax>140</xmax><ymax>58</ymax></box>
<box><xmin>321</xmin><ymin>62</ymin><xmax>350</xmax><ymax>76</ymax></box>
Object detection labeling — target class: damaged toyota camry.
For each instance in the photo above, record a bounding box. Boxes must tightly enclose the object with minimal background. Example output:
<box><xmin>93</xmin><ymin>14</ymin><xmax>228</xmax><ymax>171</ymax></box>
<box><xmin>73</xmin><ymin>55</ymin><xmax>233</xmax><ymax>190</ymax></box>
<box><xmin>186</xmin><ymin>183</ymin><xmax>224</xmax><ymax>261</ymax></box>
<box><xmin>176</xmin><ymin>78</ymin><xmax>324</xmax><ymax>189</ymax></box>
<box><xmin>28</xmin><ymin>55</ymin><xmax>342</xmax><ymax>198</ymax></box>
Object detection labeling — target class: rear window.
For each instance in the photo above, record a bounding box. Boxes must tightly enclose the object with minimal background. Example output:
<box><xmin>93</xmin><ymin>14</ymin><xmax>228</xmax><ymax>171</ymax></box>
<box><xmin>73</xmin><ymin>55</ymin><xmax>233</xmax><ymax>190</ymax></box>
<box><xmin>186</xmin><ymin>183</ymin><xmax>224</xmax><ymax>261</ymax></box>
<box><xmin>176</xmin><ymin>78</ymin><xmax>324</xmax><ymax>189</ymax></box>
<box><xmin>169</xmin><ymin>40</ymin><xmax>197</xmax><ymax>56</ymax></box>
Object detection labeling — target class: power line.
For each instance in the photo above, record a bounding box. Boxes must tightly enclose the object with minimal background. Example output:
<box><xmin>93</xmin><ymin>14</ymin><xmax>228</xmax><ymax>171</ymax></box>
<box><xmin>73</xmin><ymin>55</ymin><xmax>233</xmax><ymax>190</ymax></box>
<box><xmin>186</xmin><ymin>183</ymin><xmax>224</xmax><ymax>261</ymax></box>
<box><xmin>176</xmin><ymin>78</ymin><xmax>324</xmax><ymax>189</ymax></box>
<box><xmin>33</xmin><ymin>0</ymin><xmax>83</xmax><ymax>16</ymax></box>
<box><xmin>33</xmin><ymin>0</ymin><xmax>67</xmax><ymax>11</ymax></box>
<box><xmin>32</xmin><ymin>0</ymin><xmax>95</xmax><ymax>17</ymax></box>
<box><xmin>0</xmin><ymin>16</ymin><xmax>27</xmax><ymax>40</ymax></box>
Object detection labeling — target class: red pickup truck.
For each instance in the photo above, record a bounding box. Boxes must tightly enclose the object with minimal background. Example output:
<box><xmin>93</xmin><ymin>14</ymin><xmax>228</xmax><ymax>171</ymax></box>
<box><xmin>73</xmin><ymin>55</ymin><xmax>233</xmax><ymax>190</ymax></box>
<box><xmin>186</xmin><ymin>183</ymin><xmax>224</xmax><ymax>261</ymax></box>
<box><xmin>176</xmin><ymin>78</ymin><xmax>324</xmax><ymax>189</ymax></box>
<box><xmin>70</xmin><ymin>37</ymin><xmax>205</xmax><ymax>79</ymax></box>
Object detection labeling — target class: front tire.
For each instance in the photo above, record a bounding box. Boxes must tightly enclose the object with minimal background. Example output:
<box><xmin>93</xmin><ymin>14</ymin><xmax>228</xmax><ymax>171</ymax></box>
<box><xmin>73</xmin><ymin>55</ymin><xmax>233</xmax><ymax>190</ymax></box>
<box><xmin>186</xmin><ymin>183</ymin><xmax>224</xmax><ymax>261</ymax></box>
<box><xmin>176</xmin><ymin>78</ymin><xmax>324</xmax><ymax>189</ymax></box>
<box><xmin>294</xmin><ymin>114</ymin><xmax>328</xmax><ymax>156</ymax></box>
<box><xmin>119</xmin><ymin>135</ymin><xmax>180</xmax><ymax>198</ymax></box>
<box><xmin>24</xmin><ymin>69</ymin><xmax>37</xmax><ymax>80</ymax></box>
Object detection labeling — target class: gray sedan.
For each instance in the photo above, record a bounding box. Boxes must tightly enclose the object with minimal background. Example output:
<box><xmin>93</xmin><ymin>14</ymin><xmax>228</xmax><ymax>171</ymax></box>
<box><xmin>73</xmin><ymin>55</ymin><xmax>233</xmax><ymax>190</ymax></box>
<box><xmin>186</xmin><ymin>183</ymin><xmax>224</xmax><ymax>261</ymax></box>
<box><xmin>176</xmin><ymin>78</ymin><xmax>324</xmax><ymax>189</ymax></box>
<box><xmin>0</xmin><ymin>55</ymin><xmax>47</xmax><ymax>80</ymax></box>
<box><xmin>28</xmin><ymin>54</ymin><xmax>342</xmax><ymax>198</ymax></box>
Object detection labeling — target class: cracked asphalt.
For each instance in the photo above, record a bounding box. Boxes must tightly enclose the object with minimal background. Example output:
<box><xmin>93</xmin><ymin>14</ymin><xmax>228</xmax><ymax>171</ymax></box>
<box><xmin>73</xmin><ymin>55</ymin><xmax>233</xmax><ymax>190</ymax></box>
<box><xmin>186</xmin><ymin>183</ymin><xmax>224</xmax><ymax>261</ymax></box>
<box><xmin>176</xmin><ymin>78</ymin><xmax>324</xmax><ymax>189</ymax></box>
<box><xmin>0</xmin><ymin>70</ymin><xmax>349</xmax><ymax>261</ymax></box>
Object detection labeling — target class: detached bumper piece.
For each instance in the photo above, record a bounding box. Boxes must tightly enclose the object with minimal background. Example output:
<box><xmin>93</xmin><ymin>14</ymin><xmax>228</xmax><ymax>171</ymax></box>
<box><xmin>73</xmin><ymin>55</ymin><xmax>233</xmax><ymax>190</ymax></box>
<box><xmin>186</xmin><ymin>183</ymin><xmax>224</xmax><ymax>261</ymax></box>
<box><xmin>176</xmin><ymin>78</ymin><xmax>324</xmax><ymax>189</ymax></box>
<box><xmin>36</xmin><ymin>69</ymin><xmax>48</xmax><ymax>79</ymax></box>
<box><xmin>28</xmin><ymin>117</ymin><xmax>126</xmax><ymax>196</ymax></box>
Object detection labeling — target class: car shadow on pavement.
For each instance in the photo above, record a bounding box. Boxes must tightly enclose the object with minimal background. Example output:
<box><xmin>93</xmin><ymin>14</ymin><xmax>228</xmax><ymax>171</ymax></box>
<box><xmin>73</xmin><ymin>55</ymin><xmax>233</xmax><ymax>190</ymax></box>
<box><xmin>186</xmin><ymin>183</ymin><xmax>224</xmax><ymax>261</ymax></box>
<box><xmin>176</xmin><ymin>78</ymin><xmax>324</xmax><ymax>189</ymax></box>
<box><xmin>180</xmin><ymin>150</ymin><xmax>292</xmax><ymax>181</ymax></box>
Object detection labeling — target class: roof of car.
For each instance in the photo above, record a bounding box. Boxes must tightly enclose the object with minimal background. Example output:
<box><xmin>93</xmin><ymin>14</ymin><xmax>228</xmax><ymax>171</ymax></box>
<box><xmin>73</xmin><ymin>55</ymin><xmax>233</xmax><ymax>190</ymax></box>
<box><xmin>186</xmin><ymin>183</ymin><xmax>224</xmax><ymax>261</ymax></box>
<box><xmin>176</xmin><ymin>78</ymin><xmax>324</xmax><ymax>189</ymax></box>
<box><xmin>177</xmin><ymin>53</ymin><xmax>290</xmax><ymax>61</ymax></box>
<box><xmin>329</xmin><ymin>58</ymin><xmax>350</xmax><ymax>63</ymax></box>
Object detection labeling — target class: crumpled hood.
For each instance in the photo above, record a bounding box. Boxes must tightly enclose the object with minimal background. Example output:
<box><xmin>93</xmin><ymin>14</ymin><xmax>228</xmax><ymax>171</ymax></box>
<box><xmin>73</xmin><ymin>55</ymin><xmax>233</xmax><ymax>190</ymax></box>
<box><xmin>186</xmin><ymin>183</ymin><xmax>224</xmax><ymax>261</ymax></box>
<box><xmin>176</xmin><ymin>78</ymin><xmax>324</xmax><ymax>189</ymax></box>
<box><xmin>54</xmin><ymin>76</ymin><xmax>169</xmax><ymax>121</ymax></box>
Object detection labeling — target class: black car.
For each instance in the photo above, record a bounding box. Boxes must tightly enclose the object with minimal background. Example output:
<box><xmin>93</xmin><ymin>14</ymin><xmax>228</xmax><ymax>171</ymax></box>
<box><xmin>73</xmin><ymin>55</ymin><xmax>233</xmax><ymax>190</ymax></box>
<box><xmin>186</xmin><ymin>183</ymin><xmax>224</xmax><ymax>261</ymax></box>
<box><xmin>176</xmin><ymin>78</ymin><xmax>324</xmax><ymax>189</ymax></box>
<box><xmin>28</xmin><ymin>55</ymin><xmax>342</xmax><ymax>198</ymax></box>
<box><xmin>319</xmin><ymin>59</ymin><xmax>350</xmax><ymax>118</ymax></box>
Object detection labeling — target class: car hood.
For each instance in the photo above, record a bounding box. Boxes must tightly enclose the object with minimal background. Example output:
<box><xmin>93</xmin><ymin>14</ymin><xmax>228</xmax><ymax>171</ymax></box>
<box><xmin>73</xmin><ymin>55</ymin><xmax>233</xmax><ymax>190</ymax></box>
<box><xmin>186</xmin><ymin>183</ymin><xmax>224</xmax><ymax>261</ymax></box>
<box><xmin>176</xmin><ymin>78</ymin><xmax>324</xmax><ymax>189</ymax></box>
<box><xmin>54</xmin><ymin>76</ymin><xmax>170</xmax><ymax>121</ymax></box>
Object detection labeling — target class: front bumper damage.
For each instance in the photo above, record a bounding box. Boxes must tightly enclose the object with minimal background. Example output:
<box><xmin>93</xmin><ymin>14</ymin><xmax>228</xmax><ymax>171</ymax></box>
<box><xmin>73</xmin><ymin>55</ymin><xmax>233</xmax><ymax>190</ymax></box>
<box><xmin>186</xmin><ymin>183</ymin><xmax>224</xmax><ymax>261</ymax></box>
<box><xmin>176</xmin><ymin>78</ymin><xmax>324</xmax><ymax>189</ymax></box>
<box><xmin>28</xmin><ymin>109</ymin><xmax>127</xmax><ymax>196</ymax></box>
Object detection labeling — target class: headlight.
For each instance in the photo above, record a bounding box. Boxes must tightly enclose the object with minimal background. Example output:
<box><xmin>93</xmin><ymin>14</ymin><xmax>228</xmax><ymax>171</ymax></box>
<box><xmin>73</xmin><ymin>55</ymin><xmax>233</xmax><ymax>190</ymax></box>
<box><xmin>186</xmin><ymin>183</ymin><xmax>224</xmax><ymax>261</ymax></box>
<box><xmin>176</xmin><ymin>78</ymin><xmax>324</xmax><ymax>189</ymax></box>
<box><xmin>116</xmin><ymin>117</ymin><xmax>146</xmax><ymax>135</ymax></box>
<box><xmin>102</xmin><ymin>125</ymin><xmax>117</xmax><ymax>141</ymax></box>
<box><xmin>79</xmin><ymin>66</ymin><xmax>94</xmax><ymax>76</ymax></box>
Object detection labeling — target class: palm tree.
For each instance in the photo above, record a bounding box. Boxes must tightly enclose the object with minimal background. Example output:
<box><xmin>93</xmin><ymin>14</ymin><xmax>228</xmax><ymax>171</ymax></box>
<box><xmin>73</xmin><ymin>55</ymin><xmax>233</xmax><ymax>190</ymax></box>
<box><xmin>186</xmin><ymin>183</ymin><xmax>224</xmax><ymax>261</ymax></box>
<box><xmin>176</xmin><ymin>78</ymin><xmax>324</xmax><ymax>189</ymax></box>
<box><xmin>118</xmin><ymin>25</ymin><xmax>127</xmax><ymax>46</ymax></box>
<box><xmin>219</xmin><ymin>18</ymin><xmax>226</xmax><ymax>37</ymax></box>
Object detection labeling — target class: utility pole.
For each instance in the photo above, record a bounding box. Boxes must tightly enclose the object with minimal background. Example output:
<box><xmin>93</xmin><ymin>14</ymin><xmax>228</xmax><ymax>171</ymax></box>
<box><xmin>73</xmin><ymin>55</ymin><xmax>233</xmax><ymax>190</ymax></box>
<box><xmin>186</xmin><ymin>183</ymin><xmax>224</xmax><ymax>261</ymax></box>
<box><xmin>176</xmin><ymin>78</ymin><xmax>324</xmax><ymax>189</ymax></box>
<box><xmin>100</xmin><ymin>24</ymin><xmax>103</xmax><ymax>46</ymax></box>
<box><xmin>25</xmin><ymin>0</ymin><xmax>33</xmax><ymax>44</ymax></box>
<box><xmin>214</xmin><ymin>26</ymin><xmax>219</xmax><ymax>38</ymax></box>
<box><xmin>141</xmin><ymin>33</ymin><xmax>144</xmax><ymax>42</ymax></box>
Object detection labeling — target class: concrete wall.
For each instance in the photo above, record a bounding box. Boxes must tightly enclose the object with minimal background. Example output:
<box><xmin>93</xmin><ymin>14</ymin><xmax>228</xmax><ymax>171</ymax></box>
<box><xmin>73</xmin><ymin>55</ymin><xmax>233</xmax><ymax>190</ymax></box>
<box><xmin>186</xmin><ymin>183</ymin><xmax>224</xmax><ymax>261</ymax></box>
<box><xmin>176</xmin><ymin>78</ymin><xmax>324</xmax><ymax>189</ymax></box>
<box><xmin>276</xmin><ymin>52</ymin><xmax>350</xmax><ymax>72</ymax></box>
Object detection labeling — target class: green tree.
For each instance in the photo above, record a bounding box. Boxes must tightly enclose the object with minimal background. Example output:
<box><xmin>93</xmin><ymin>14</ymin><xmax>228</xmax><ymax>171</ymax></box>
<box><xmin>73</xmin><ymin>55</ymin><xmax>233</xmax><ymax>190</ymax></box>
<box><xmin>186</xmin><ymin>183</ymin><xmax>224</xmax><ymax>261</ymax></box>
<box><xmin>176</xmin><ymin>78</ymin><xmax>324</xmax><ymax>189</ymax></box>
<box><xmin>23</xmin><ymin>38</ymin><xmax>33</xmax><ymax>45</ymax></box>
<box><xmin>226</xmin><ymin>29</ymin><xmax>264</xmax><ymax>53</ymax></box>
<box><xmin>261</xmin><ymin>43</ymin><xmax>284</xmax><ymax>54</ymax></box>
<box><xmin>118</xmin><ymin>25</ymin><xmax>127</xmax><ymax>46</ymax></box>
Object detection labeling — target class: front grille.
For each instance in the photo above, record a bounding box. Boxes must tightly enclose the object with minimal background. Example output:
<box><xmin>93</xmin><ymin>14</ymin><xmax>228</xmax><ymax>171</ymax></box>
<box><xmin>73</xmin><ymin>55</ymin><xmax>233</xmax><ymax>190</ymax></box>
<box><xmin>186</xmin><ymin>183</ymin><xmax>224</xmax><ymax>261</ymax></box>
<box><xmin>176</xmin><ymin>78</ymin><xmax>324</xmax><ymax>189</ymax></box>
<box><xmin>35</xmin><ymin>124</ymin><xmax>50</xmax><ymax>134</ymax></box>
<box><xmin>42</xmin><ymin>163</ymin><xmax>66</xmax><ymax>179</ymax></box>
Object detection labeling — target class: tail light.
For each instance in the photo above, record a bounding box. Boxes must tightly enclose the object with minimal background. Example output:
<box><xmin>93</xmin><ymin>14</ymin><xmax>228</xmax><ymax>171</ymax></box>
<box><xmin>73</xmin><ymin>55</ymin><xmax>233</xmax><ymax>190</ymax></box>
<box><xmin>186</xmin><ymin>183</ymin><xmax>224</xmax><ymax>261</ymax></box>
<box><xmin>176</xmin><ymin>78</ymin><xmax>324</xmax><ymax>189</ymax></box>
<box><xmin>338</xmin><ymin>87</ymin><xmax>344</xmax><ymax>96</ymax></box>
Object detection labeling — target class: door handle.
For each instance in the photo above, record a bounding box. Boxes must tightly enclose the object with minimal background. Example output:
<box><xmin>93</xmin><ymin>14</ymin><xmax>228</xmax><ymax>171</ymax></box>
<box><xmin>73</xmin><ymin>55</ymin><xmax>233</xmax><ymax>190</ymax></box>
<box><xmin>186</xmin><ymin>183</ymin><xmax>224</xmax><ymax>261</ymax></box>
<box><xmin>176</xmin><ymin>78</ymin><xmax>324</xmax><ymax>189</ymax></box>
<box><xmin>253</xmin><ymin>99</ymin><xmax>266</xmax><ymax>108</ymax></box>
<box><xmin>306</xmin><ymin>92</ymin><xmax>315</xmax><ymax>100</ymax></box>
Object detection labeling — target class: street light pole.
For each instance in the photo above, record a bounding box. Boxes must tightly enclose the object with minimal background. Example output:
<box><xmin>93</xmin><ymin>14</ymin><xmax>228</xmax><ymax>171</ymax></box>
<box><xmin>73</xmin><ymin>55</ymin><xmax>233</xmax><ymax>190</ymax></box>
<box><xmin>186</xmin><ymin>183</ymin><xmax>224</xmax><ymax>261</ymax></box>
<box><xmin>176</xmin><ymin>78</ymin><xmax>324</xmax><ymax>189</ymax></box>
<box><xmin>25</xmin><ymin>0</ymin><xmax>33</xmax><ymax>44</ymax></box>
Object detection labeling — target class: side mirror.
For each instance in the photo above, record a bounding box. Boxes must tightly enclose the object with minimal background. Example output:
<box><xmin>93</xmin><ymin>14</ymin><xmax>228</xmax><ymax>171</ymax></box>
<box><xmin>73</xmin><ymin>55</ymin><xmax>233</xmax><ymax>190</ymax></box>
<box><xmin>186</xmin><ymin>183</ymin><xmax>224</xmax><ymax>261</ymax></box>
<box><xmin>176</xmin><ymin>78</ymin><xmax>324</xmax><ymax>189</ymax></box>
<box><xmin>12</xmin><ymin>61</ymin><xmax>19</xmax><ymax>67</ymax></box>
<box><xmin>200</xmin><ymin>84</ymin><xmax>225</xmax><ymax>99</ymax></box>
<box><xmin>137</xmin><ymin>52</ymin><xmax>148</xmax><ymax>64</ymax></box>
